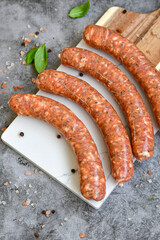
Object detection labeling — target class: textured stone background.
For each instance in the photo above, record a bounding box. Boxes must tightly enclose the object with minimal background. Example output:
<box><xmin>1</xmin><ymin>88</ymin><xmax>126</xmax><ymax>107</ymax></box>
<box><xmin>0</xmin><ymin>0</ymin><xmax>160</xmax><ymax>239</ymax></box>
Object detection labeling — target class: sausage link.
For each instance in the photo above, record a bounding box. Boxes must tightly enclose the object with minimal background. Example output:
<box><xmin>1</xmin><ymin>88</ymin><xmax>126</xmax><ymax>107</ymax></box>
<box><xmin>83</xmin><ymin>24</ymin><xmax>160</xmax><ymax>129</ymax></box>
<box><xmin>9</xmin><ymin>93</ymin><xmax>106</xmax><ymax>201</ymax></box>
<box><xmin>59</xmin><ymin>47</ymin><xmax>154</xmax><ymax>161</ymax></box>
<box><xmin>34</xmin><ymin>69</ymin><xmax>134</xmax><ymax>183</ymax></box>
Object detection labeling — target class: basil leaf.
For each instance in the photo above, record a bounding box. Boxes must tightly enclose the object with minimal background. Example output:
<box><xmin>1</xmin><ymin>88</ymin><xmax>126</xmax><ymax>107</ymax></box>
<box><xmin>34</xmin><ymin>44</ymin><xmax>47</xmax><ymax>73</ymax></box>
<box><xmin>25</xmin><ymin>48</ymin><xmax>38</xmax><ymax>65</ymax></box>
<box><xmin>68</xmin><ymin>0</ymin><xmax>90</xmax><ymax>18</ymax></box>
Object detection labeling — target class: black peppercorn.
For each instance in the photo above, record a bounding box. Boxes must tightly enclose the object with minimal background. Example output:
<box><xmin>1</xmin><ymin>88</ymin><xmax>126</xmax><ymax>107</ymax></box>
<box><xmin>71</xmin><ymin>169</ymin><xmax>76</xmax><ymax>173</ymax></box>
<box><xmin>122</xmin><ymin>9</ymin><xmax>127</xmax><ymax>14</ymax></box>
<box><xmin>79</xmin><ymin>72</ymin><xmax>83</xmax><ymax>77</ymax></box>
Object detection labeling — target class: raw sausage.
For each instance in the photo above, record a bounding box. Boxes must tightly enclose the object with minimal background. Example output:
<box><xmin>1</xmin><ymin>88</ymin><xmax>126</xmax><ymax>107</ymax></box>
<box><xmin>9</xmin><ymin>93</ymin><xmax>106</xmax><ymax>201</ymax></box>
<box><xmin>59</xmin><ymin>47</ymin><xmax>154</xmax><ymax>161</ymax></box>
<box><xmin>83</xmin><ymin>24</ymin><xmax>160</xmax><ymax>129</ymax></box>
<box><xmin>33</xmin><ymin>69</ymin><xmax>134</xmax><ymax>183</ymax></box>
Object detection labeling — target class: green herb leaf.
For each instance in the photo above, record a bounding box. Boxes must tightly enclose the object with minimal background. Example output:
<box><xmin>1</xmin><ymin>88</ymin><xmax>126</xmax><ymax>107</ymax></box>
<box><xmin>147</xmin><ymin>198</ymin><xmax>155</xmax><ymax>201</ymax></box>
<box><xmin>68</xmin><ymin>0</ymin><xmax>90</xmax><ymax>18</ymax></box>
<box><xmin>34</xmin><ymin>44</ymin><xmax>47</xmax><ymax>73</ymax></box>
<box><xmin>25</xmin><ymin>48</ymin><xmax>38</xmax><ymax>65</ymax></box>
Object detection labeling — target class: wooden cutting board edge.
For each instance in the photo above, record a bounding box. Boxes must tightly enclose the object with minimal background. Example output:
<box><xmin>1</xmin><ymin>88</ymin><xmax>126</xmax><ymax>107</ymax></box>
<box><xmin>95</xmin><ymin>6</ymin><xmax>160</xmax><ymax>71</ymax></box>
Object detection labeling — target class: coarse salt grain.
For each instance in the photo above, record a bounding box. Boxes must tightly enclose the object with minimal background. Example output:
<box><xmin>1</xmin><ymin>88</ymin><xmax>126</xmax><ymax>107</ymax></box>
<box><xmin>19</xmin><ymin>217</ymin><xmax>24</xmax><ymax>222</ymax></box>
<box><xmin>27</xmin><ymin>25</ymin><xmax>31</xmax><ymax>28</ymax></box>
<box><xmin>20</xmin><ymin>51</ymin><xmax>25</xmax><ymax>57</ymax></box>
<box><xmin>64</xmin><ymin>217</ymin><xmax>68</xmax><ymax>221</ymax></box>
<box><xmin>41</xmin><ymin>224</ymin><xmax>45</xmax><ymax>228</ymax></box>
<box><xmin>15</xmin><ymin>190</ymin><xmax>19</xmax><ymax>194</ymax></box>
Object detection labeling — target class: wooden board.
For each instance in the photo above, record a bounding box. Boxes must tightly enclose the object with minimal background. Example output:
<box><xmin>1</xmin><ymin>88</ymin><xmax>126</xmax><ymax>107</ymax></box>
<box><xmin>1</xmin><ymin>7</ymin><xmax>160</xmax><ymax>209</ymax></box>
<box><xmin>96</xmin><ymin>7</ymin><xmax>160</xmax><ymax>69</ymax></box>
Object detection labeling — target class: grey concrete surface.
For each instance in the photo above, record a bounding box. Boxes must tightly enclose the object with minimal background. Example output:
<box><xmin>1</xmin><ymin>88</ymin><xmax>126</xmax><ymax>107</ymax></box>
<box><xmin>0</xmin><ymin>0</ymin><xmax>160</xmax><ymax>239</ymax></box>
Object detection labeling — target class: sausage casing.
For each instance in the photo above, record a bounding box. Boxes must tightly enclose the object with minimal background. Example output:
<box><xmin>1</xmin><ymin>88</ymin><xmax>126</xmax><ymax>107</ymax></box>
<box><xmin>59</xmin><ymin>47</ymin><xmax>154</xmax><ymax>161</ymax></box>
<box><xmin>34</xmin><ymin>69</ymin><xmax>134</xmax><ymax>183</ymax></box>
<box><xmin>9</xmin><ymin>93</ymin><xmax>106</xmax><ymax>201</ymax></box>
<box><xmin>83</xmin><ymin>24</ymin><xmax>160</xmax><ymax>129</ymax></box>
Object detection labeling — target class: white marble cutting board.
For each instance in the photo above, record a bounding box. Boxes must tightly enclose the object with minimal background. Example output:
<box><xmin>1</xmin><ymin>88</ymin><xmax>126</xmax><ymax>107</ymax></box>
<box><xmin>1</xmin><ymin>39</ymin><xmax>159</xmax><ymax>209</ymax></box>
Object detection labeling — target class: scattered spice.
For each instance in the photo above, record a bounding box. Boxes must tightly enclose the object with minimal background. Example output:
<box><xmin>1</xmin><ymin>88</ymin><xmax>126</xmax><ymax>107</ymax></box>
<box><xmin>142</xmin><ymin>205</ymin><xmax>145</xmax><ymax>209</ymax></box>
<box><xmin>80</xmin><ymin>233</ymin><xmax>85</xmax><ymax>238</ymax></box>
<box><xmin>136</xmin><ymin>33</ymin><xmax>140</xmax><ymax>38</ymax></box>
<box><xmin>57</xmin><ymin>134</ymin><xmax>61</xmax><ymax>139</ymax></box>
<box><xmin>1</xmin><ymin>82</ymin><xmax>6</xmax><ymax>89</ymax></box>
<box><xmin>35</xmin><ymin>31</ymin><xmax>39</xmax><ymax>35</ymax></box>
<box><xmin>47</xmin><ymin>49</ymin><xmax>52</xmax><ymax>53</ymax></box>
<box><xmin>4</xmin><ymin>182</ymin><xmax>9</xmax><ymax>186</ymax></box>
<box><xmin>40</xmin><ymin>28</ymin><xmax>45</xmax><ymax>32</ymax></box>
<box><xmin>17</xmin><ymin>86</ymin><xmax>24</xmax><ymax>89</ymax></box>
<box><xmin>45</xmin><ymin>210</ymin><xmax>51</xmax><ymax>217</ymax></box>
<box><xmin>116</xmin><ymin>28</ymin><xmax>122</xmax><ymax>33</ymax></box>
<box><xmin>28</xmin><ymin>33</ymin><xmax>35</xmax><ymax>37</ymax></box>
<box><xmin>146</xmin><ymin>178</ymin><xmax>152</xmax><ymax>183</ymax></box>
<box><xmin>25</xmin><ymin>171</ymin><xmax>31</xmax><ymax>176</ymax></box>
<box><xmin>13</xmin><ymin>87</ymin><xmax>18</xmax><ymax>91</ymax></box>
<box><xmin>25</xmin><ymin>38</ymin><xmax>31</xmax><ymax>43</ymax></box>
<box><xmin>34</xmin><ymin>169</ymin><xmax>38</xmax><ymax>174</ymax></box>
<box><xmin>144</xmin><ymin>170</ymin><xmax>147</xmax><ymax>174</ymax></box>
<box><xmin>51</xmin><ymin>210</ymin><xmax>55</xmax><ymax>214</ymax></box>
<box><xmin>3</xmin><ymin>70</ymin><xmax>6</xmax><ymax>73</ymax></box>
<box><xmin>19</xmin><ymin>132</ymin><xmax>24</xmax><ymax>136</ymax></box>
<box><xmin>34</xmin><ymin>34</ymin><xmax>38</xmax><ymax>39</ymax></box>
<box><xmin>22</xmin><ymin>200</ymin><xmax>30</xmax><ymax>206</ymax></box>
<box><xmin>79</xmin><ymin>72</ymin><xmax>83</xmax><ymax>77</ymax></box>
<box><xmin>1</xmin><ymin>127</ymin><xmax>7</xmax><ymax>132</ymax></box>
<box><xmin>71</xmin><ymin>169</ymin><xmax>76</xmax><ymax>173</ymax></box>
<box><xmin>31</xmin><ymin>46</ymin><xmax>36</xmax><ymax>49</ymax></box>
<box><xmin>122</xmin><ymin>9</ymin><xmax>127</xmax><ymax>13</ymax></box>
<box><xmin>0</xmin><ymin>69</ymin><xmax>2</xmax><ymax>72</ymax></box>
<box><xmin>34</xmin><ymin>233</ymin><xmax>39</xmax><ymax>238</ymax></box>
<box><xmin>159</xmin><ymin>161</ymin><xmax>160</xmax><ymax>165</ymax></box>
<box><xmin>41</xmin><ymin>210</ymin><xmax>46</xmax><ymax>214</ymax></box>
<box><xmin>23</xmin><ymin>61</ymin><xmax>26</xmax><ymax>65</ymax></box>
<box><xmin>2</xmin><ymin>91</ymin><xmax>6</xmax><ymax>94</ymax></box>
<box><xmin>146</xmin><ymin>50</ymin><xmax>152</xmax><ymax>55</ymax></box>
<box><xmin>147</xmin><ymin>171</ymin><xmax>152</xmax><ymax>175</ymax></box>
